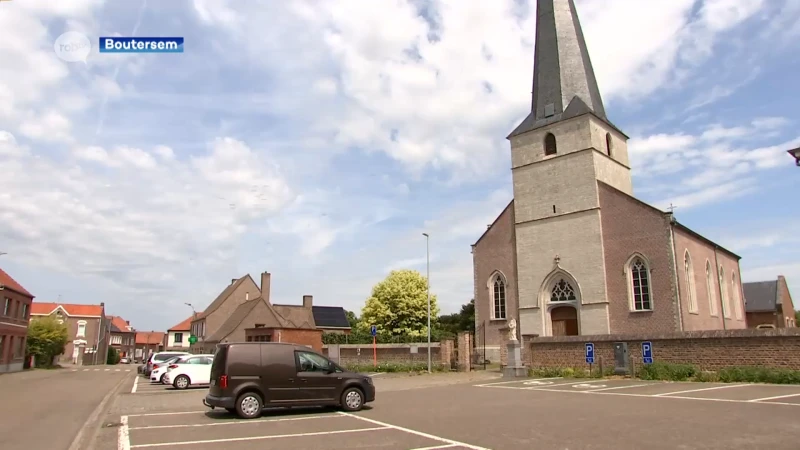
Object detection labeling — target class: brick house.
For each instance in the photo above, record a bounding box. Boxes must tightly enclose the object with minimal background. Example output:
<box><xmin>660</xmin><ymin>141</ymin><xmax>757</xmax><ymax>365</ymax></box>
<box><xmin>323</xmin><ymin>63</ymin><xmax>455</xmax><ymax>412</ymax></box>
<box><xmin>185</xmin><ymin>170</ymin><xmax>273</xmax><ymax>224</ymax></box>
<box><xmin>0</xmin><ymin>268</ymin><xmax>34</xmax><ymax>373</ymax></box>
<box><xmin>108</xmin><ymin>316</ymin><xmax>135</xmax><ymax>360</ymax></box>
<box><xmin>744</xmin><ymin>276</ymin><xmax>796</xmax><ymax>329</ymax></box>
<box><xmin>191</xmin><ymin>271</ymin><xmax>324</xmax><ymax>353</ymax></box>
<box><xmin>166</xmin><ymin>316</ymin><xmax>193</xmax><ymax>350</ymax></box>
<box><xmin>30</xmin><ymin>302</ymin><xmax>111</xmax><ymax>365</ymax></box>
<box><xmin>134</xmin><ymin>331</ymin><xmax>166</xmax><ymax>362</ymax></box>
<box><xmin>471</xmin><ymin>0</ymin><xmax>746</xmax><ymax>362</ymax></box>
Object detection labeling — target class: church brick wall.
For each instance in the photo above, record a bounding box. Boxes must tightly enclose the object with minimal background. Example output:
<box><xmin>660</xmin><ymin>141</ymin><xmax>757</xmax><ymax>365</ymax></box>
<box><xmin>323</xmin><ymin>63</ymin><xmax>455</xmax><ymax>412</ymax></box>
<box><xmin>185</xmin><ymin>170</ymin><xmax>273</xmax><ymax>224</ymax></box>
<box><xmin>598</xmin><ymin>183</ymin><xmax>679</xmax><ymax>334</ymax></box>
<box><xmin>672</xmin><ymin>227</ymin><xmax>746</xmax><ymax>331</ymax></box>
<box><xmin>777</xmin><ymin>275</ymin><xmax>796</xmax><ymax>327</ymax></box>
<box><xmin>472</xmin><ymin>202</ymin><xmax>518</xmax><ymax>357</ymax></box>
<box><xmin>526</xmin><ymin>328</ymin><xmax>800</xmax><ymax>371</ymax></box>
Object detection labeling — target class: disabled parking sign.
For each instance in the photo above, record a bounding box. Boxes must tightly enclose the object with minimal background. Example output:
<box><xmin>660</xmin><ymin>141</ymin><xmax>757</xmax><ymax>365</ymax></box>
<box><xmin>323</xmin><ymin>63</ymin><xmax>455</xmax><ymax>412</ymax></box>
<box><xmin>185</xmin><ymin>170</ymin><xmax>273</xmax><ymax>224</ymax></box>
<box><xmin>585</xmin><ymin>343</ymin><xmax>595</xmax><ymax>364</ymax></box>
<box><xmin>642</xmin><ymin>341</ymin><xmax>653</xmax><ymax>364</ymax></box>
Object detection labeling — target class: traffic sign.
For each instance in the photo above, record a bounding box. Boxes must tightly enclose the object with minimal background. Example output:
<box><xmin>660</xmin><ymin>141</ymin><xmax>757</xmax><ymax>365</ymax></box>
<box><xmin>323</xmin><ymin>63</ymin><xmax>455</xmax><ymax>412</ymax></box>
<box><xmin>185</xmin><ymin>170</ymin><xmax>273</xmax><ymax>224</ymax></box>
<box><xmin>642</xmin><ymin>341</ymin><xmax>653</xmax><ymax>364</ymax></box>
<box><xmin>370</xmin><ymin>325</ymin><xmax>377</xmax><ymax>337</ymax></box>
<box><xmin>585</xmin><ymin>343</ymin><xmax>595</xmax><ymax>364</ymax></box>
<box><xmin>188</xmin><ymin>335</ymin><xmax>197</xmax><ymax>345</ymax></box>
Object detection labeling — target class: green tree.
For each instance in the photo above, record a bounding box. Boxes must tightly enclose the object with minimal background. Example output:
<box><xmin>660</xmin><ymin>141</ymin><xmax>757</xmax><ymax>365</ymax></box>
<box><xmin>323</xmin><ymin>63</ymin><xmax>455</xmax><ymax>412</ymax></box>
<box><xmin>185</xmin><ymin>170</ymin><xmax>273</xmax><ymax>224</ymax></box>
<box><xmin>795</xmin><ymin>310</ymin><xmax>799</xmax><ymax>325</ymax></box>
<box><xmin>26</xmin><ymin>316</ymin><xmax>68</xmax><ymax>368</ymax></box>
<box><xmin>438</xmin><ymin>299</ymin><xmax>475</xmax><ymax>335</ymax></box>
<box><xmin>345</xmin><ymin>310</ymin><xmax>359</xmax><ymax>329</ymax></box>
<box><xmin>359</xmin><ymin>269</ymin><xmax>440</xmax><ymax>338</ymax></box>
<box><xmin>107</xmin><ymin>347</ymin><xmax>120</xmax><ymax>365</ymax></box>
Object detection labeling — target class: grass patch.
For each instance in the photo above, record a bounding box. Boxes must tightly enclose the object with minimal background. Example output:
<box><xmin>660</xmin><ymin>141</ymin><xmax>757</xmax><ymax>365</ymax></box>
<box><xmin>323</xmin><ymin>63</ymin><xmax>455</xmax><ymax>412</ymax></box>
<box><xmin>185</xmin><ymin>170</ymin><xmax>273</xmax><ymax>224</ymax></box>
<box><xmin>528</xmin><ymin>366</ymin><xmax>614</xmax><ymax>379</ymax></box>
<box><xmin>635</xmin><ymin>362</ymin><xmax>800</xmax><ymax>384</ymax></box>
<box><xmin>344</xmin><ymin>362</ymin><xmax>447</xmax><ymax>373</ymax></box>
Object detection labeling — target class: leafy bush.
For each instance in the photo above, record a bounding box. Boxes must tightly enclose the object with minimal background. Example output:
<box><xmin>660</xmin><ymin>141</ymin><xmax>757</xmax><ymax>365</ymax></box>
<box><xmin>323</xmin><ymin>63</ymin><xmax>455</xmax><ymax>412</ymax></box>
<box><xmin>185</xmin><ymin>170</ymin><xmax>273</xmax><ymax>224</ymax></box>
<box><xmin>344</xmin><ymin>362</ymin><xmax>447</xmax><ymax>373</ymax></box>
<box><xmin>694</xmin><ymin>370</ymin><xmax>719</xmax><ymax>382</ymax></box>
<box><xmin>323</xmin><ymin>330</ymin><xmax>456</xmax><ymax>345</ymax></box>
<box><xmin>717</xmin><ymin>366</ymin><xmax>800</xmax><ymax>384</ymax></box>
<box><xmin>637</xmin><ymin>362</ymin><xmax>697</xmax><ymax>381</ymax></box>
<box><xmin>107</xmin><ymin>347</ymin><xmax>121</xmax><ymax>365</ymax></box>
<box><xmin>26</xmin><ymin>316</ymin><xmax>68</xmax><ymax>368</ymax></box>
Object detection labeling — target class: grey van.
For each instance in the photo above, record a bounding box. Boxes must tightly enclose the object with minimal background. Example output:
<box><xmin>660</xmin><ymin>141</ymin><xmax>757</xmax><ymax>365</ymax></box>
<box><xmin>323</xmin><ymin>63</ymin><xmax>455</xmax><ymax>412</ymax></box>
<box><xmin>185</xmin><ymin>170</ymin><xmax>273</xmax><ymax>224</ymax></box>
<box><xmin>203</xmin><ymin>342</ymin><xmax>375</xmax><ymax>419</ymax></box>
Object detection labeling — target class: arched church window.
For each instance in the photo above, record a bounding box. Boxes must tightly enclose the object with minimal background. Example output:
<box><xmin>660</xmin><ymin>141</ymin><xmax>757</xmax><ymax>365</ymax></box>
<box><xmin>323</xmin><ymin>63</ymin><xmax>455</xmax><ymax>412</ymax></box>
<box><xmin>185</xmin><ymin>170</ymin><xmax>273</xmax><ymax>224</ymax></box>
<box><xmin>490</xmin><ymin>273</ymin><xmax>507</xmax><ymax>319</ymax></box>
<box><xmin>731</xmin><ymin>272</ymin><xmax>742</xmax><ymax>320</ymax></box>
<box><xmin>684</xmin><ymin>250</ymin><xmax>698</xmax><ymax>313</ymax></box>
<box><xmin>605</xmin><ymin>133</ymin><xmax>613</xmax><ymax>157</ymax></box>
<box><xmin>550</xmin><ymin>279</ymin><xmax>576</xmax><ymax>302</ymax></box>
<box><xmin>629</xmin><ymin>257</ymin><xmax>652</xmax><ymax>311</ymax></box>
<box><xmin>544</xmin><ymin>133</ymin><xmax>557</xmax><ymax>156</ymax></box>
<box><xmin>705</xmin><ymin>260</ymin><xmax>718</xmax><ymax>316</ymax></box>
<box><xmin>718</xmin><ymin>266</ymin><xmax>730</xmax><ymax>318</ymax></box>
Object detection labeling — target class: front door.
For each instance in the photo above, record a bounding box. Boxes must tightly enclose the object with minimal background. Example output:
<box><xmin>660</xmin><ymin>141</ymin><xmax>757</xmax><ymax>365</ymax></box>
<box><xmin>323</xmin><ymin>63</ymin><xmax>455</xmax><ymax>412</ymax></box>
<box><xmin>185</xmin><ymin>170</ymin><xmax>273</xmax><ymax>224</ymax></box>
<box><xmin>294</xmin><ymin>350</ymin><xmax>340</xmax><ymax>402</ymax></box>
<box><xmin>551</xmin><ymin>306</ymin><xmax>579</xmax><ymax>336</ymax></box>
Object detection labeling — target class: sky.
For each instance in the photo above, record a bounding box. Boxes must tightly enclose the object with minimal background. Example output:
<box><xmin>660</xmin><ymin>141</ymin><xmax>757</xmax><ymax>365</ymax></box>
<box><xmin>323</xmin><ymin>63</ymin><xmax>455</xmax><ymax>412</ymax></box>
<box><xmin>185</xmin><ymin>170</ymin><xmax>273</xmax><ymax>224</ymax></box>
<box><xmin>1</xmin><ymin>0</ymin><xmax>798</xmax><ymax>332</ymax></box>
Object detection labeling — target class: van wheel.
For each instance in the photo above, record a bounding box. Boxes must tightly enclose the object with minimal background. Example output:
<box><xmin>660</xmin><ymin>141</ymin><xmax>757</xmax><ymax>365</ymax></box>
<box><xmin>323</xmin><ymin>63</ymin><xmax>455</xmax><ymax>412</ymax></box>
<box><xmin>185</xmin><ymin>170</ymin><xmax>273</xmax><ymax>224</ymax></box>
<box><xmin>340</xmin><ymin>387</ymin><xmax>364</xmax><ymax>412</ymax></box>
<box><xmin>173</xmin><ymin>375</ymin><xmax>190</xmax><ymax>390</ymax></box>
<box><xmin>236</xmin><ymin>392</ymin><xmax>263</xmax><ymax>419</ymax></box>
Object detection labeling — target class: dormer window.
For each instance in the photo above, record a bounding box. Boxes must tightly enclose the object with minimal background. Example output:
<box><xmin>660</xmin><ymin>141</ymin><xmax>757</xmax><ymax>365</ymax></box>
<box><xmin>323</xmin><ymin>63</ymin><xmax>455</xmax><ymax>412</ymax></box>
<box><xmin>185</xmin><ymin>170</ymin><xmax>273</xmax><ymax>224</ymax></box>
<box><xmin>544</xmin><ymin>133</ymin><xmax>557</xmax><ymax>156</ymax></box>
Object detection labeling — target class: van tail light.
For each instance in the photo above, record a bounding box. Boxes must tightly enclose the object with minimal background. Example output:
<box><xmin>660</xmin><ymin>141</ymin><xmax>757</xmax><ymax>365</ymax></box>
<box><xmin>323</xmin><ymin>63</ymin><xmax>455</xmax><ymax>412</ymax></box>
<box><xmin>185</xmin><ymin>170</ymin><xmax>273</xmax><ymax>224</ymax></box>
<box><xmin>219</xmin><ymin>375</ymin><xmax>228</xmax><ymax>389</ymax></box>
<box><xmin>168</xmin><ymin>364</ymin><xmax>178</xmax><ymax>369</ymax></box>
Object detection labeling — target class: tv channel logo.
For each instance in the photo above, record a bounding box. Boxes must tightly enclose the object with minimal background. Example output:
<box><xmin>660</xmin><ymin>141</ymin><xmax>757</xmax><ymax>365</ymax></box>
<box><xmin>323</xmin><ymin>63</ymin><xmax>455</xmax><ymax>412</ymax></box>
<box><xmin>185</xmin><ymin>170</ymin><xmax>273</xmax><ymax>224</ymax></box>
<box><xmin>54</xmin><ymin>31</ymin><xmax>92</xmax><ymax>64</ymax></box>
<box><xmin>99</xmin><ymin>37</ymin><xmax>184</xmax><ymax>53</ymax></box>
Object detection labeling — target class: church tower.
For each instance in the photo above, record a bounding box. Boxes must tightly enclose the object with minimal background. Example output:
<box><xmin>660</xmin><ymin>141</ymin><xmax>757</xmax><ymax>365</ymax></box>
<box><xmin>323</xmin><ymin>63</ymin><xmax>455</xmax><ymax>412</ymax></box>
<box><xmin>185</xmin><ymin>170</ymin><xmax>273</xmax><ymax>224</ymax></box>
<box><xmin>509</xmin><ymin>0</ymin><xmax>633</xmax><ymax>337</ymax></box>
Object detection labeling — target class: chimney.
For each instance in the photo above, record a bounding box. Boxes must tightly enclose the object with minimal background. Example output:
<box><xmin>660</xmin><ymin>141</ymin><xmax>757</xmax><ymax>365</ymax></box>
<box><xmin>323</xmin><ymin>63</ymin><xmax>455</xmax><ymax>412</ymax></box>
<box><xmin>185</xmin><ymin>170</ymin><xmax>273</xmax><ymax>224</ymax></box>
<box><xmin>303</xmin><ymin>295</ymin><xmax>313</xmax><ymax>308</ymax></box>
<box><xmin>261</xmin><ymin>272</ymin><xmax>271</xmax><ymax>303</ymax></box>
<box><xmin>231</xmin><ymin>278</ymin><xmax>237</xmax><ymax>285</ymax></box>
<box><xmin>126</xmin><ymin>321</ymin><xmax>130</xmax><ymax>325</ymax></box>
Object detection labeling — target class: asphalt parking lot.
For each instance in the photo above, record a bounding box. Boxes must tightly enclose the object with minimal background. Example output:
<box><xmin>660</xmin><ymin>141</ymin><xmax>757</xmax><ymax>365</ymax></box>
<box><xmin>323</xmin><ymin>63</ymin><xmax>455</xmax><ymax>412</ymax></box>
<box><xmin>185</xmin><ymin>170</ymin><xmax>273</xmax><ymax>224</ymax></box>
<box><xmin>99</xmin><ymin>373</ymin><xmax>800</xmax><ymax>450</ymax></box>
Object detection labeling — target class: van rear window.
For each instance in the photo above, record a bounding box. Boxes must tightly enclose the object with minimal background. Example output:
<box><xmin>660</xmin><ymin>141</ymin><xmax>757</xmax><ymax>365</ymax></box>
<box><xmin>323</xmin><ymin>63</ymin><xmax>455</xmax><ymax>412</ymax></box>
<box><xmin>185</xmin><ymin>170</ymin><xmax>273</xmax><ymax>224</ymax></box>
<box><xmin>210</xmin><ymin>345</ymin><xmax>228</xmax><ymax>378</ymax></box>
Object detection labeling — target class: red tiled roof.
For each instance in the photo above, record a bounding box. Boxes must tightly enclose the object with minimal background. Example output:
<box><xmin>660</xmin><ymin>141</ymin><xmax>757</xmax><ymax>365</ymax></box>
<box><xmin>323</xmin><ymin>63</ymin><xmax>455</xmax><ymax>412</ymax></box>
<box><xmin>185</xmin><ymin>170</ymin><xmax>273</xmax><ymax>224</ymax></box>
<box><xmin>0</xmin><ymin>267</ymin><xmax>33</xmax><ymax>297</ymax></box>
<box><xmin>168</xmin><ymin>316</ymin><xmax>193</xmax><ymax>331</ymax></box>
<box><xmin>135</xmin><ymin>331</ymin><xmax>165</xmax><ymax>345</ymax></box>
<box><xmin>31</xmin><ymin>302</ymin><xmax>104</xmax><ymax>317</ymax></box>
<box><xmin>109</xmin><ymin>316</ymin><xmax>133</xmax><ymax>332</ymax></box>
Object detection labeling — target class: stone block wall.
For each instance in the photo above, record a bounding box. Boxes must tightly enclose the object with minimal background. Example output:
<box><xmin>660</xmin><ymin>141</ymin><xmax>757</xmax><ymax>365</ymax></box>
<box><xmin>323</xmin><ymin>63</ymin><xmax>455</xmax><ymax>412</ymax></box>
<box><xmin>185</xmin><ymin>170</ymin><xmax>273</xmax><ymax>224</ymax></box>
<box><xmin>323</xmin><ymin>343</ymin><xmax>443</xmax><ymax>367</ymax></box>
<box><xmin>527</xmin><ymin>328</ymin><xmax>800</xmax><ymax>371</ymax></box>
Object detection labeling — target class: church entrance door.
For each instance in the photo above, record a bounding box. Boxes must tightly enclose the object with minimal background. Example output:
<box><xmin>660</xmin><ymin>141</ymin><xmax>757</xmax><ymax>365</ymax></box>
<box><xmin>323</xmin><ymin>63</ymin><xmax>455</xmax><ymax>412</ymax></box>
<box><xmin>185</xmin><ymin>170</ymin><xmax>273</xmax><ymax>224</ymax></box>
<box><xmin>550</xmin><ymin>306</ymin><xmax>578</xmax><ymax>336</ymax></box>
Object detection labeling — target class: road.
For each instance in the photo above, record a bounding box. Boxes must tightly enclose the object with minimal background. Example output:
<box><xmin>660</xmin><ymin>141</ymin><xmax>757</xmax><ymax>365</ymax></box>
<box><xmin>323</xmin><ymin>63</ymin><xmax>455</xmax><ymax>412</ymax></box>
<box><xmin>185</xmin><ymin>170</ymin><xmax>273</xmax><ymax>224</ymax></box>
<box><xmin>0</xmin><ymin>365</ymin><xmax>133</xmax><ymax>450</ymax></box>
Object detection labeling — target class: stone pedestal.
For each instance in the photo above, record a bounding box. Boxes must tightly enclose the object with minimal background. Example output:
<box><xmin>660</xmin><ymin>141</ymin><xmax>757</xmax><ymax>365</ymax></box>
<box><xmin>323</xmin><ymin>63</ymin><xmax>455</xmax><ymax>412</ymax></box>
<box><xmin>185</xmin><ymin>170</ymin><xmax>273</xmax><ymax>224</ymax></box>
<box><xmin>502</xmin><ymin>340</ymin><xmax>527</xmax><ymax>378</ymax></box>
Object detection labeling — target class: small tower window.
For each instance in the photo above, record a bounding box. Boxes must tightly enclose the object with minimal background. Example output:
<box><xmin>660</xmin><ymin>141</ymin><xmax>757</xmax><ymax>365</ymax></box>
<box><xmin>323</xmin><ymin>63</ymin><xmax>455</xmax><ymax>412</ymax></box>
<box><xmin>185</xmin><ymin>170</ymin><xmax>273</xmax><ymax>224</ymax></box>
<box><xmin>605</xmin><ymin>133</ymin><xmax>613</xmax><ymax>157</ymax></box>
<box><xmin>544</xmin><ymin>133</ymin><xmax>557</xmax><ymax>156</ymax></box>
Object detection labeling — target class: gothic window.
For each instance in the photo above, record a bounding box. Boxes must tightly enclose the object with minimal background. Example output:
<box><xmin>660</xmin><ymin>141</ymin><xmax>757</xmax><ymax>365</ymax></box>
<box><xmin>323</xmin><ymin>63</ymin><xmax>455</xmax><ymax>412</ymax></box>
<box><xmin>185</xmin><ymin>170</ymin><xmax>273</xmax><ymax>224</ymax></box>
<box><xmin>705</xmin><ymin>261</ymin><xmax>718</xmax><ymax>316</ymax></box>
<box><xmin>490</xmin><ymin>273</ymin><xmax>507</xmax><ymax>319</ymax></box>
<box><xmin>684</xmin><ymin>250</ymin><xmax>698</xmax><ymax>313</ymax></box>
<box><xmin>605</xmin><ymin>133</ymin><xmax>613</xmax><ymax>157</ymax></box>
<box><xmin>550</xmin><ymin>279</ymin><xmax>577</xmax><ymax>302</ymax></box>
<box><xmin>731</xmin><ymin>272</ymin><xmax>742</xmax><ymax>320</ymax></box>
<box><xmin>629</xmin><ymin>256</ymin><xmax>652</xmax><ymax>311</ymax></box>
<box><xmin>544</xmin><ymin>133</ymin><xmax>557</xmax><ymax>156</ymax></box>
<box><xmin>718</xmin><ymin>266</ymin><xmax>730</xmax><ymax>318</ymax></box>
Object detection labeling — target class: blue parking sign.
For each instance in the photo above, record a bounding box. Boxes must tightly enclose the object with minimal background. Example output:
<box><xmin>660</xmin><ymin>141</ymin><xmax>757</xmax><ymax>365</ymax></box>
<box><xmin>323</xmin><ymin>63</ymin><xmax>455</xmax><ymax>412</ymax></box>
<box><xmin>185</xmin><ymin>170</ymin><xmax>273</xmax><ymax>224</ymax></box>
<box><xmin>370</xmin><ymin>325</ymin><xmax>377</xmax><ymax>337</ymax></box>
<box><xmin>642</xmin><ymin>341</ymin><xmax>653</xmax><ymax>364</ymax></box>
<box><xmin>585</xmin><ymin>343</ymin><xmax>595</xmax><ymax>364</ymax></box>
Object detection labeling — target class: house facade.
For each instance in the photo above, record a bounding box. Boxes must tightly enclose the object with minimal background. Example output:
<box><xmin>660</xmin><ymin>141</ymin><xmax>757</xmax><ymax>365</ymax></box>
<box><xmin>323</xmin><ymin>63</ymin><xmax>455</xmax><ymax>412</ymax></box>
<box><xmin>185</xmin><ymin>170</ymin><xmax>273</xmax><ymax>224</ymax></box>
<box><xmin>134</xmin><ymin>331</ymin><xmax>166</xmax><ymax>362</ymax></box>
<box><xmin>471</xmin><ymin>0</ymin><xmax>747</xmax><ymax>362</ymax></box>
<box><xmin>0</xmin><ymin>268</ymin><xmax>34</xmax><ymax>373</ymax></box>
<box><xmin>744</xmin><ymin>276</ymin><xmax>796</xmax><ymax>329</ymax></box>
<box><xmin>108</xmin><ymin>316</ymin><xmax>135</xmax><ymax>359</ymax></box>
<box><xmin>190</xmin><ymin>274</ymin><xmax>261</xmax><ymax>350</ymax></box>
<box><xmin>30</xmin><ymin>302</ymin><xmax>110</xmax><ymax>366</ymax></box>
<box><xmin>166</xmin><ymin>316</ymin><xmax>192</xmax><ymax>350</ymax></box>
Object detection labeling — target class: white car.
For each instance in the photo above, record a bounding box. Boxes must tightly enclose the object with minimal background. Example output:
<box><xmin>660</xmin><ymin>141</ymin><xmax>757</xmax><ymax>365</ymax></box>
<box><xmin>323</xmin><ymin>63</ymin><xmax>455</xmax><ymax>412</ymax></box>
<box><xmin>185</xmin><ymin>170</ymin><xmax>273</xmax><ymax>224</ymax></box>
<box><xmin>163</xmin><ymin>354</ymin><xmax>214</xmax><ymax>389</ymax></box>
<box><xmin>150</xmin><ymin>355</ymin><xmax>187</xmax><ymax>383</ymax></box>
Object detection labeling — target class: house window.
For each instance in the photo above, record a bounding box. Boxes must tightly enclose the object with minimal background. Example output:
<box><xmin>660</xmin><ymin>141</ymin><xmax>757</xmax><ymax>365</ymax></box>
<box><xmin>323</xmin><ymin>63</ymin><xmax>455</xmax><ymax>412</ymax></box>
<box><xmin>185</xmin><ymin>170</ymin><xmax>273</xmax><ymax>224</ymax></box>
<box><xmin>490</xmin><ymin>273</ymin><xmax>507</xmax><ymax>319</ymax></box>
<box><xmin>705</xmin><ymin>261</ymin><xmax>718</xmax><ymax>316</ymax></box>
<box><xmin>605</xmin><ymin>133</ymin><xmax>613</xmax><ymax>157</ymax></box>
<box><xmin>551</xmin><ymin>279</ymin><xmax>577</xmax><ymax>302</ymax></box>
<box><xmin>544</xmin><ymin>133</ymin><xmax>557</xmax><ymax>156</ymax></box>
<box><xmin>718</xmin><ymin>266</ymin><xmax>730</xmax><ymax>318</ymax></box>
<box><xmin>21</xmin><ymin>303</ymin><xmax>28</xmax><ymax>319</ymax></box>
<box><xmin>684</xmin><ymin>251</ymin><xmax>698</xmax><ymax>313</ymax></box>
<box><xmin>628</xmin><ymin>256</ymin><xmax>652</xmax><ymax>311</ymax></box>
<box><xmin>13</xmin><ymin>337</ymin><xmax>24</xmax><ymax>358</ymax></box>
<box><xmin>77</xmin><ymin>320</ymin><xmax>87</xmax><ymax>338</ymax></box>
<box><xmin>731</xmin><ymin>273</ymin><xmax>742</xmax><ymax>320</ymax></box>
<box><xmin>174</xmin><ymin>332</ymin><xmax>183</xmax><ymax>344</ymax></box>
<box><xmin>2</xmin><ymin>298</ymin><xmax>8</xmax><ymax>316</ymax></box>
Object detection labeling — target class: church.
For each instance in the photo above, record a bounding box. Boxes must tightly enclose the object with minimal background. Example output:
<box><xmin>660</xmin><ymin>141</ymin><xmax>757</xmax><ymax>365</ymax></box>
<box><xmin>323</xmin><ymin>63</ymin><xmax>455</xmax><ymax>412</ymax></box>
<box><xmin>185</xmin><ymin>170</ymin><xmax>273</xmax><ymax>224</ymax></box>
<box><xmin>472</xmin><ymin>0</ymin><xmax>747</xmax><ymax>362</ymax></box>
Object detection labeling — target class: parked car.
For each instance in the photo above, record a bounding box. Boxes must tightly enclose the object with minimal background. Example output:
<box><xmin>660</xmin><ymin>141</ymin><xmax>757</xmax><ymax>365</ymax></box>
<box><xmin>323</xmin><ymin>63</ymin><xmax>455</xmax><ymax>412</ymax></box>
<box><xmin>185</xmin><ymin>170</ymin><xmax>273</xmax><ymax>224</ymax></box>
<box><xmin>119</xmin><ymin>357</ymin><xmax>130</xmax><ymax>364</ymax></box>
<box><xmin>163</xmin><ymin>354</ymin><xmax>215</xmax><ymax>389</ymax></box>
<box><xmin>203</xmin><ymin>342</ymin><xmax>375</xmax><ymax>419</ymax></box>
<box><xmin>144</xmin><ymin>351</ymin><xmax>190</xmax><ymax>377</ymax></box>
<box><xmin>150</xmin><ymin>355</ymin><xmax>189</xmax><ymax>383</ymax></box>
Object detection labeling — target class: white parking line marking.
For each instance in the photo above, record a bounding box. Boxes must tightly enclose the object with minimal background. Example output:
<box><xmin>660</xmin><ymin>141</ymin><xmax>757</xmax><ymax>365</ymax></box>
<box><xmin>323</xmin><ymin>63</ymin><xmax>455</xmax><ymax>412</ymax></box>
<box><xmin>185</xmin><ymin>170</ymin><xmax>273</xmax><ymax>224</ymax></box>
<box><xmin>524</xmin><ymin>379</ymin><xmax>606</xmax><ymax>389</ymax></box>
<box><xmin>748</xmin><ymin>392</ymin><xmax>800</xmax><ymax>402</ymax></box>
<box><xmin>118</xmin><ymin>416</ymin><xmax>130</xmax><ymax>450</ymax></box>
<box><xmin>83</xmin><ymin>369</ymin><xmax>89</xmax><ymax>372</ymax></box>
<box><xmin>521</xmin><ymin>386</ymin><xmax>800</xmax><ymax>407</ymax></box>
<box><xmin>105</xmin><ymin>369</ymin><xmax>110</xmax><ymax>371</ymax></box>
<box><xmin>131</xmin><ymin>376</ymin><xmax>139</xmax><ymax>394</ymax></box>
<box><xmin>128</xmin><ymin>411</ymin><xmax>209</xmax><ymax>418</ymax></box>
<box><xmin>128</xmin><ymin>414</ymin><xmax>342</xmax><ymax>430</ymax></box>
<box><xmin>411</xmin><ymin>445</ymin><xmax>458</xmax><ymax>450</ymax></box>
<box><xmin>591</xmin><ymin>384</ymin><xmax>651</xmax><ymax>392</ymax></box>
<box><xmin>339</xmin><ymin>412</ymin><xmax>490</xmax><ymax>450</ymax></box>
<box><xmin>475</xmin><ymin>377</ymin><xmax>561</xmax><ymax>387</ymax></box>
<box><xmin>129</xmin><ymin>426</ymin><xmax>388</xmax><ymax>448</ymax></box>
<box><xmin>652</xmin><ymin>384</ymin><xmax>747</xmax><ymax>397</ymax></box>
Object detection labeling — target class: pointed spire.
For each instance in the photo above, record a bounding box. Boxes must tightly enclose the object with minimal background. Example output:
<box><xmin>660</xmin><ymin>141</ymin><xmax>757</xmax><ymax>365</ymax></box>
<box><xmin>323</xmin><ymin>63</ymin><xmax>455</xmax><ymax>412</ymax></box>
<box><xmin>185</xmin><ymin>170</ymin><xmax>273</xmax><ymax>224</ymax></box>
<box><xmin>509</xmin><ymin>0</ymin><xmax>616</xmax><ymax>138</ymax></box>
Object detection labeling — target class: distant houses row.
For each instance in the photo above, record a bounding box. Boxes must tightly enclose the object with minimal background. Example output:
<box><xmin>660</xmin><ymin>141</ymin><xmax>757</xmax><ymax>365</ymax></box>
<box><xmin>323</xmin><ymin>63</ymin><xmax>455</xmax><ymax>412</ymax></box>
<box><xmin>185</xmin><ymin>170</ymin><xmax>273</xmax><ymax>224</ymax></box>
<box><xmin>1</xmin><ymin>267</ymin><xmax>352</xmax><ymax>373</ymax></box>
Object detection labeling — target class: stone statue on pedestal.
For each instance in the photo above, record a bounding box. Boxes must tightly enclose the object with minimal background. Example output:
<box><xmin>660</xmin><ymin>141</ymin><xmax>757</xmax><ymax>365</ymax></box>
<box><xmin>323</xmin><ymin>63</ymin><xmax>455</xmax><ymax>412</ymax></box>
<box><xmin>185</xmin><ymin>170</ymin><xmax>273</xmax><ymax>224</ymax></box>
<box><xmin>508</xmin><ymin>318</ymin><xmax>517</xmax><ymax>341</ymax></box>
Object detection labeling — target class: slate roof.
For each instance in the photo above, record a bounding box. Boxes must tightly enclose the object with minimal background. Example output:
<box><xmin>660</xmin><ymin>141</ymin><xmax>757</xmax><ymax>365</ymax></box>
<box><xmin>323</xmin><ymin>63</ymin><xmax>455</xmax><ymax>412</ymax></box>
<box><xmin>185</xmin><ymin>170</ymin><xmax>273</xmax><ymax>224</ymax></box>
<box><xmin>743</xmin><ymin>280</ymin><xmax>779</xmax><ymax>313</ymax></box>
<box><xmin>205</xmin><ymin>297</ymin><xmax>287</xmax><ymax>343</ymax></box>
<box><xmin>312</xmin><ymin>306</ymin><xmax>351</xmax><ymax>329</ymax></box>
<box><xmin>194</xmin><ymin>275</ymin><xmax>250</xmax><ymax>320</ymax></box>
<box><xmin>0</xmin><ymin>267</ymin><xmax>33</xmax><ymax>297</ymax></box>
<box><xmin>274</xmin><ymin>304</ymin><xmax>316</xmax><ymax>329</ymax></box>
<box><xmin>31</xmin><ymin>302</ymin><xmax>104</xmax><ymax>317</ymax></box>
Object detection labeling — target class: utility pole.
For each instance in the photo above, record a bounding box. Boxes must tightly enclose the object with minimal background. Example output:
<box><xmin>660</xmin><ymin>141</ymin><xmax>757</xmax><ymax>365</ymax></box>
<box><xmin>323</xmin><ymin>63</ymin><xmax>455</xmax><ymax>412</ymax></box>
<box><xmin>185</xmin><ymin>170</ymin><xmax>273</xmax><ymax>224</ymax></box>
<box><xmin>422</xmin><ymin>232</ymin><xmax>431</xmax><ymax>374</ymax></box>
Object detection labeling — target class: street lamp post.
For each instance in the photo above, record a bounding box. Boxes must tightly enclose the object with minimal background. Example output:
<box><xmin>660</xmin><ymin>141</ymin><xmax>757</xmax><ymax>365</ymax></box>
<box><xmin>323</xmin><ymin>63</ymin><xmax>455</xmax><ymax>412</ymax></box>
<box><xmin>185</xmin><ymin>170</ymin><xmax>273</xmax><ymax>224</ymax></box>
<box><xmin>788</xmin><ymin>147</ymin><xmax>800</xmax><ymax>167</ymax></box>
<box><xmin>422</xmin><ymin>232</ymin><xmax>431</xmax><ymax>374</ymax></box>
